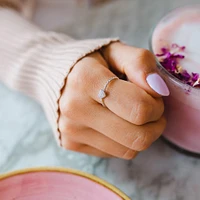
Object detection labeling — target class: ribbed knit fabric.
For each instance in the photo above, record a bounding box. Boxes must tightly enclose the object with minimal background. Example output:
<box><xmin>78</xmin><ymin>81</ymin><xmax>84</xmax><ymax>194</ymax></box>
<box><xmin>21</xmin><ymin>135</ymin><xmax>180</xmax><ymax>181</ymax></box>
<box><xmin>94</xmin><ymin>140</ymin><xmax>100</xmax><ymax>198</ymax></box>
<box><xmin>0</xmin><ymin>8</ymin><xmax>118</xmax><ymax>144</ymax></box>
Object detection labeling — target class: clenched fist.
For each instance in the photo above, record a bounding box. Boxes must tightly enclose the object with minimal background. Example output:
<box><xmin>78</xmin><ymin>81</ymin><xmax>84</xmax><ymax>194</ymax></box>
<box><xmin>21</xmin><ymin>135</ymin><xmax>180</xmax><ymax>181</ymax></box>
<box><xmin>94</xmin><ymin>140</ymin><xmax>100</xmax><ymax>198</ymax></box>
<box><xmin>58</xmin><ymin>42</ymin><xmax>169</xmax><ymax>159</ymax></box>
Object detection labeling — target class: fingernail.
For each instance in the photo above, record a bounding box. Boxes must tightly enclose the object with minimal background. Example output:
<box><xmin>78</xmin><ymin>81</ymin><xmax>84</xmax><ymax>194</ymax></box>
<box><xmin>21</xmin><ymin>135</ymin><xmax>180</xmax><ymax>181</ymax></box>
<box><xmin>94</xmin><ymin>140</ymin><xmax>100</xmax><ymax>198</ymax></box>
<box><xmin>146</xmin><ymin>73</ymin><xmax>170</xmax><ymax>96</ymax></box>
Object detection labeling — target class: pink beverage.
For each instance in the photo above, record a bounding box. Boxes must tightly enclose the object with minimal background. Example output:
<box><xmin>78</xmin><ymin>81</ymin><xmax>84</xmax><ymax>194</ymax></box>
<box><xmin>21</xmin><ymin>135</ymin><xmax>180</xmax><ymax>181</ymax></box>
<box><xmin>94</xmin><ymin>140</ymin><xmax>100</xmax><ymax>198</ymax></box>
<box><xmin>150</xmin><ymin>5</ymin><xmax>200</xmax><ymax>154</ymax></box>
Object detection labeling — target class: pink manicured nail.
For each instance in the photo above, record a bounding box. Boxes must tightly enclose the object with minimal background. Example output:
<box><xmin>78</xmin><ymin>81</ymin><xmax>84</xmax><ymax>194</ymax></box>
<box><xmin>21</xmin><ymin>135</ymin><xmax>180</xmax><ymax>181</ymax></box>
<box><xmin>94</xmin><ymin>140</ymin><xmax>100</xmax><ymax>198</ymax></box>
<box><xmin>146</xmin><ymin>73</ymin><xmax>170</xmax><ymax>96</ymax></box>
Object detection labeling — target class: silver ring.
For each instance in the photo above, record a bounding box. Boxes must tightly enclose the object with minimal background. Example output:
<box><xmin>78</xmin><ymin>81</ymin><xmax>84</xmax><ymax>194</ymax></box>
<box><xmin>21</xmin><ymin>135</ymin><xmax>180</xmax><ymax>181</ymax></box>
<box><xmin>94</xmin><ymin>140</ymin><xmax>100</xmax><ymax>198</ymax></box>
<box><xmin>98</xmin><ymin>76</ymin><xmax>119</xmax><ymax>107</ymax></box>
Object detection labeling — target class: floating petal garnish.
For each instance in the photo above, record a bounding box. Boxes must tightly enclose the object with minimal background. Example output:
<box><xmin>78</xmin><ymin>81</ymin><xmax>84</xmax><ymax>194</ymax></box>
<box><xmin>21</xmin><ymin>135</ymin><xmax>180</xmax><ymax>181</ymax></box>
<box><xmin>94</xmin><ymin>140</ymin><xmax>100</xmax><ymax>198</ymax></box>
<box><xmin>156</xmin><ymin>43</ymin><xmax>199</xmax><ymax>87</ymax></box>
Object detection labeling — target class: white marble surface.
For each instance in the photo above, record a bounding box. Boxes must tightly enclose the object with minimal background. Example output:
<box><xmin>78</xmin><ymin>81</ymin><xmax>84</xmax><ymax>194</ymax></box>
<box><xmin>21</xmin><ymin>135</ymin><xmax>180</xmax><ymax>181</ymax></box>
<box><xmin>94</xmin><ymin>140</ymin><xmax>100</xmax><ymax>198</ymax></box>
<box><xmin>1</xmin><ymin>0</ymin><xmax>200</xmax><ymax>199</ymax></box>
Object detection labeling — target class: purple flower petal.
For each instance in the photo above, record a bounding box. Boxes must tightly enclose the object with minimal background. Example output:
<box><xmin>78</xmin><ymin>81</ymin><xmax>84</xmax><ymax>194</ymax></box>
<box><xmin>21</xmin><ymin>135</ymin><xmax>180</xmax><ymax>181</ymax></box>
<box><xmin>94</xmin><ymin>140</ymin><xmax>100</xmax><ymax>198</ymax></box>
<box><xmin>192</xmin><ymin>73</ymin><xmax>199</xmax><ymax>82</ymax></box>
<box><xmin>156</xmin><ymin>43</ymin><xmax>199</xmax><ymax>87</ymax></box>
<box><xmin>180</xmin><ymin>46</ymin><xmax>186</xmax><ymax>51</ymax></box>
<box><xmin>182</xmin><ymin>70</ymin><xmax>191</xmax><ymax>81</ymax></box>
<box><xmin>156</xmin><ymin>53</ymin><xmax>165</xmax><ymax>56</ymax></box>
<box><xmin>173</xmin><ymin>54</ymin><xmax>185</xmax><ymax>59</ymax></box>
<box><xmin>161</xmin><ymin>47</ymin><xmax>169</xmax><ymax>54</ymax></box>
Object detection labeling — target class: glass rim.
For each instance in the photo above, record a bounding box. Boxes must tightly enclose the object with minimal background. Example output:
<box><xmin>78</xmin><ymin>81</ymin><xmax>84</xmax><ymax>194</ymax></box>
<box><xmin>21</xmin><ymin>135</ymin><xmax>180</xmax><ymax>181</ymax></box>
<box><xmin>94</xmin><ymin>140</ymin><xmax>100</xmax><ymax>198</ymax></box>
<box><xmin>148</xmin><ymin>3</ymin><xmax>200</xmax><ymax>95</ymax></box>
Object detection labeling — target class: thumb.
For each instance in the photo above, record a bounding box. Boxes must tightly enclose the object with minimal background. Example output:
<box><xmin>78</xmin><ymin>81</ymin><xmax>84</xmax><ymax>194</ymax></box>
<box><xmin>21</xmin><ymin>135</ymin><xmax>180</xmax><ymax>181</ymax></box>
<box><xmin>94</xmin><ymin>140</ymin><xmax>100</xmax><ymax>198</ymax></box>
<box><xmin>101</xmin><ymin>42</ymin><xmax>169</xmax><ymax>97</ymax></box>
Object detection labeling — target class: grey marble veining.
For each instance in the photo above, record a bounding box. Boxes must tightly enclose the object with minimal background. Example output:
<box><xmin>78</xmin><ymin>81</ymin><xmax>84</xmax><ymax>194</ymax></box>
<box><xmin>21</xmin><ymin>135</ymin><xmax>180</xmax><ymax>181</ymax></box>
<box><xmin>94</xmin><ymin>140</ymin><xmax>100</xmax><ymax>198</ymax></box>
<box><xmin>1</xmin><ymin>0</ymin><xmax>200</xmax><ymax>200</ymax></box>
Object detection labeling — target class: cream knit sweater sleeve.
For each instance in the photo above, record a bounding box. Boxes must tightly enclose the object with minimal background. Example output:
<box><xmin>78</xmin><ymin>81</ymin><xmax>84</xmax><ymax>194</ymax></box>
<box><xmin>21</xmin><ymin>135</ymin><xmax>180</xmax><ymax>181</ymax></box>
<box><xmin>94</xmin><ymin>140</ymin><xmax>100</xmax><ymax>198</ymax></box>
<box><xmin>0</xmin><ymin>1</ymin><xmax>117</xmax><ymax>144</ymax></box>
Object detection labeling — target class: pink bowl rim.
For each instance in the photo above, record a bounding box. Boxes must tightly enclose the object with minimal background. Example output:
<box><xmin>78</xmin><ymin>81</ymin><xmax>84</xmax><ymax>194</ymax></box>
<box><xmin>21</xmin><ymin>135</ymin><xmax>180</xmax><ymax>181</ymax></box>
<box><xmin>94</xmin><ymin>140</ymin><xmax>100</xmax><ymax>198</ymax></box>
<box><xmin>0</xmin><ymin>167</ymin><xmax>130</xmax><ymax>200</ymax></box>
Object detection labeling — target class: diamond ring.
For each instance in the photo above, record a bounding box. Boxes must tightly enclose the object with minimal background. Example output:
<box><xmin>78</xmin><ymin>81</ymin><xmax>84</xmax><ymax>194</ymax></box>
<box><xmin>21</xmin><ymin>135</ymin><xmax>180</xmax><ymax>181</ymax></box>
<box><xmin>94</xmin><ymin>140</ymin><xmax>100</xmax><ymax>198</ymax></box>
<box><xmin>98</xmin><ymin>76</ymin><xmax>119</xmax><ymax>107</ymax></box>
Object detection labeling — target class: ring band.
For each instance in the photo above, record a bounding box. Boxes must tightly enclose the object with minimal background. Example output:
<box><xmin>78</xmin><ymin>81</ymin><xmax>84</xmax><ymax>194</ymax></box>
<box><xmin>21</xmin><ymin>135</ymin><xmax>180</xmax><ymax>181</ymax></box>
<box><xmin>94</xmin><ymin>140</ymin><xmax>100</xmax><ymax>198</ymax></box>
<box><xmin>98</xmin><ymin>76</ymin><xmax>119</xmax><ymax>107</ymax></box>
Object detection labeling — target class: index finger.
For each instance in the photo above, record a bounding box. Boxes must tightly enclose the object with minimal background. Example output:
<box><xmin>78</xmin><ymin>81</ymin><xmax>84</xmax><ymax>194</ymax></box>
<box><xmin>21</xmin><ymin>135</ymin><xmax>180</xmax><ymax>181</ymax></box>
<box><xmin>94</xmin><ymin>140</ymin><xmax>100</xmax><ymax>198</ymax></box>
<box><xmin>101</xmin><ymin>42</ymin><xmax>170</xmax><ymax>97</ymax></box>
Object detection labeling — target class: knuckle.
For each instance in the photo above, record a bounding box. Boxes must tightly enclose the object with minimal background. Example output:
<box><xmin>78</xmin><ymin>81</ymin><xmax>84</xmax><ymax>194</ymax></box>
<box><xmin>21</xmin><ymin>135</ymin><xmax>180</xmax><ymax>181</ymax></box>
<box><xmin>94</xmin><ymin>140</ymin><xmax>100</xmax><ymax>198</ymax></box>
<box><xmin>61</xmin><ymin>137</ymin><xmax>82</xmax><ymax>151</ymax></box>
<box><xmin>132</xmin><ymin>101</ymin><xmax>153</xmax><ymax>125</ymax></box>
<box><xmin>69</xmin><ymin>61</ymin><xmax>108</xmax><ymax>95</ymax></box>
<box><xmin>60</xmin><ymin>98</ymin><xmax>76</xmax><ymax>119</ymax></box>
<box><xmin>59</xmin><ymin>121</ymin><xmax>75</xmax><ymax>137</ymax></box>
<box><xmin>68</xmin><ymin>61</ymin><xmax>89</xmax><ymax>90</ymax></box>
<box><xmin>122</xmin><ymin>149</ymin><xmax>138</xmax><ymax>160</ymax></box>
<box><xmin>132</xmin><ymin>132</ymin><xmax>151</xmax><ymax>151</ymax></box>
<box><xmin>136</xmin><ymin>49</ymin><xmax>153</xmax><ymax>59</ymax></box>
<box><xmin>62</xmin><ymin>140</ymin><xmax>77</xmax><ymax>151</ymax></box>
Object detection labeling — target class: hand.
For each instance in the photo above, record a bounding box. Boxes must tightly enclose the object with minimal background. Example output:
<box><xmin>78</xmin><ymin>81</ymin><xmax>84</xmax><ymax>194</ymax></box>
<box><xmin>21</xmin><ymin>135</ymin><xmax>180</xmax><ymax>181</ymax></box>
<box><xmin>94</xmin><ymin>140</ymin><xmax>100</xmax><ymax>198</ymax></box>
<box><xmin>58</xmin><ymin>42</ymin><xmax>168</xmax><ymax>159</ymax></box>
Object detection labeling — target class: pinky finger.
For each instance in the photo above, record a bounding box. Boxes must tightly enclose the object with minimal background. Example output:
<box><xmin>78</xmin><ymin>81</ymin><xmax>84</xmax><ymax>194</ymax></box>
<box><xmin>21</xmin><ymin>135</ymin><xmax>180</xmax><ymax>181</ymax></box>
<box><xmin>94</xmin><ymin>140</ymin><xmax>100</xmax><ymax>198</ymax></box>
<box><xmin>80</xmin><ymin>145</ymin><xmax>113</xmax><ymax>158</ymax></box>
<box><xmin>61</xmin><ymin>139</ymin><xmax>113</xmax><ymax>158</ymax></box>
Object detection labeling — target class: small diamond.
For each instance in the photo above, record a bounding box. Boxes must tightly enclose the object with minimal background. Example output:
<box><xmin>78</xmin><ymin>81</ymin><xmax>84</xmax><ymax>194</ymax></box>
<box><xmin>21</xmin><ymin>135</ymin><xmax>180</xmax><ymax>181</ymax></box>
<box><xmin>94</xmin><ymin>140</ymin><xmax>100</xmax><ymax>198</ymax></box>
<box><xmin>98</xmin><ymin>89</ymin><xmax>106</xmax><ymax>99</ymax></box>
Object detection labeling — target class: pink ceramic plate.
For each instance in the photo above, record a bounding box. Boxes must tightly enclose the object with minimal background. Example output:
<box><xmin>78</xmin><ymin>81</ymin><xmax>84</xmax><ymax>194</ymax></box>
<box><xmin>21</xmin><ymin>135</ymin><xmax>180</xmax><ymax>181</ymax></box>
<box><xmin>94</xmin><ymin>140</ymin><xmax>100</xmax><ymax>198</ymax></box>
<box><xmin>0</xmin><ymin>167</ymin><xmax>130</xmax><ymax>200</ymax></box>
